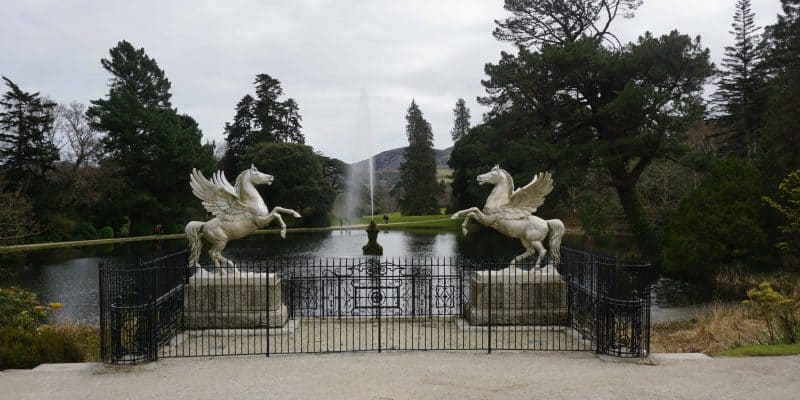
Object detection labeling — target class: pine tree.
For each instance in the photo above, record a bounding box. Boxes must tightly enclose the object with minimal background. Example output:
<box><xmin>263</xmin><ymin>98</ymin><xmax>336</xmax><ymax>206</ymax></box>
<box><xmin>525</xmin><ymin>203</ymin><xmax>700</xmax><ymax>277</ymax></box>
<box><xmin>493</xmin><ymin>0</ymin><xmax>642</xmax><ymax>47</ymax></box>
<box><xmin>758</xmin><ymin>0</ymin><xmax>800</xmax><ymax>187</ymax></box>
<box><xmin>712</xmin><ymin>0</ymin><xmax>766</xmax><ymax>161</ymax></box>
<box><xmin>0</xmin><ymin>76</ymin><xmax>59</xmax><ymax>184</ymax></box>
<box><xmin>223</xmin><ymin>74</ymin><xmax>304</xmax><ymax>174</ymax></box>
<box><xmin>451</xmin><ymin>98</ymin><xmax>471</xmax><ymax>142</ymax></box>
<box><xmin>399</xmin><ymin>100</ymin><xmax>439</xmax><ymax>215</ymax></box>
<box><xmin>87</xmin><ymin>41</ymin><xmax>215</xmax><ymax>232</ymax></box>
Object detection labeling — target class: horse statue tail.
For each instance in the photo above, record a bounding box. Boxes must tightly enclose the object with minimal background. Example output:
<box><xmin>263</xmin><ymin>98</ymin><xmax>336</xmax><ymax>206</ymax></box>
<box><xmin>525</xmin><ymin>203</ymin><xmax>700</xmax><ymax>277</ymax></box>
<box><xmin>546</xmin><ymin>219</ymin><xmax>565</xmax><ymax>263</ymax></box>
<box><xmin>185</xmin><ymin>221</ymin><xmax>205</xmax><ymax>268</ymax></box>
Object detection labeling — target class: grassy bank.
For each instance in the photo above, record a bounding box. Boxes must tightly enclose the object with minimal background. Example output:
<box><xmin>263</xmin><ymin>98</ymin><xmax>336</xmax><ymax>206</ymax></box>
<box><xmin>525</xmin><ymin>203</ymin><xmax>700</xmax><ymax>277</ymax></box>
<box><xmin>353</xmin><ymin>212</ymin><xmax>461</xmax><ymax>229</ymax></box>
<box><xmin>719</xmin><ymin>342</ymin><xmax>800</xmax><ymax>357</ymax></box>
<box><xmin>0</xmin><ymin>213</ymin><xmax>465</xmax><ymax>254</ymax></box>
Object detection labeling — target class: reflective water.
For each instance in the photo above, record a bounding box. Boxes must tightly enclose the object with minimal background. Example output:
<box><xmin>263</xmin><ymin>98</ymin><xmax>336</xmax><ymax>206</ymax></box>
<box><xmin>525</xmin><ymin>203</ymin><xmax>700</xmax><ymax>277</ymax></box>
<box><xmin>0</xmin><ymin>228</ymin><xmax>696</xmax><ymax>324</ymax></box>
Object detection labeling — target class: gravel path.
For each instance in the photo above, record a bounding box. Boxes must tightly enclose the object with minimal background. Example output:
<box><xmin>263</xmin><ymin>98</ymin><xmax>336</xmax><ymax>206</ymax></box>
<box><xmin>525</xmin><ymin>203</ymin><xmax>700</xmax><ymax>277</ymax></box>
<box><xmin>2</xmin><ymin>352</ymin><xmax>799</xmax><ymax>400</ymax></box>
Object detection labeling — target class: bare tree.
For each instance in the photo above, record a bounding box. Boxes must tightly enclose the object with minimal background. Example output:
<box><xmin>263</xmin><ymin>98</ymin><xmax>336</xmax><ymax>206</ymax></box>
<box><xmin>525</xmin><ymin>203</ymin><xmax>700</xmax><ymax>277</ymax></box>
<box><xmin>55</xmin><ymin>101</ymin><xmax>101</xmax><ymax>174</ymax></box>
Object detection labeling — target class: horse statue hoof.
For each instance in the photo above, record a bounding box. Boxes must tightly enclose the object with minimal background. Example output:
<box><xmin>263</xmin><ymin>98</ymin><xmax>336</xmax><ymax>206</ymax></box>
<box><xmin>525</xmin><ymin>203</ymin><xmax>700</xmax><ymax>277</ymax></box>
<box><xmin>280</xmin><ymin>229</ymin><xmax>287</xmax><ymax>239</ymax></box>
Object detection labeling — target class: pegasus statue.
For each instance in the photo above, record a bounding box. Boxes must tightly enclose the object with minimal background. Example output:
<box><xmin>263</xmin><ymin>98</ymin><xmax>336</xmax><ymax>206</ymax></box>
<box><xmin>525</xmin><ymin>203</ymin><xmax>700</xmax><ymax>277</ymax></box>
<box><xmin>185</xmin><ymin>165</ymin><xmax>301</xmax><ymax>273</ymax></box>
<box><xmin>451</xmin><ymin>165</ymin><xmax>565</xmax><ymax>269</ymax></box>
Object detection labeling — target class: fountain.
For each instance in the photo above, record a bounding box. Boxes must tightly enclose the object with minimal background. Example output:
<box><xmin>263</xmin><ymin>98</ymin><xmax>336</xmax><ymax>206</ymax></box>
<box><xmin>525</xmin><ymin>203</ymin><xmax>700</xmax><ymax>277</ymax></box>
<box><xmin>336</xmin><ymin>89</ymin><xmax>382</xmax><ymax>255</ymax></box>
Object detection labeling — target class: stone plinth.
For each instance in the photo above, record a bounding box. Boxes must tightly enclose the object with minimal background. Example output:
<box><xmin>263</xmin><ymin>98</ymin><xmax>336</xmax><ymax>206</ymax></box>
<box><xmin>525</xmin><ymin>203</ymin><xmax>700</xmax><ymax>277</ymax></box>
<box><xmin>466</xmin><ymin>266</ymin><xmax>567</xmax><ymax>326</ymax></box>
<box><xmin>184</xmin><ymin>272</ymin><xmax>287</xmax><ymax>329</ymax></box>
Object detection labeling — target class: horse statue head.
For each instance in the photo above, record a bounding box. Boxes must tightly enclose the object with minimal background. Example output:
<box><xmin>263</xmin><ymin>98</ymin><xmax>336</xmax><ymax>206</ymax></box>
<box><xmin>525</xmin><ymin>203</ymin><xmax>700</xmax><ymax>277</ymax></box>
<box><xmin>478</xmin><ymin>165</ymin><xmax>515</xmax><ymax>209</ymax></box>
<box><xmin>236</xmin><ymin>164</ymin><xmax>273</xmax><ymax>190</ymax></box>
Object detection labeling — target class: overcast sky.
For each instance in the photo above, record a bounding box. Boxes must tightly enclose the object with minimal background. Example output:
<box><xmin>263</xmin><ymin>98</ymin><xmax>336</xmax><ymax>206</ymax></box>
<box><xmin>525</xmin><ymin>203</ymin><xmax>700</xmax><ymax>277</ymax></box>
<box><xmin>1</xmin><ymin>0</ymin><xmax>785</xmax><ymax>163</ymax></box>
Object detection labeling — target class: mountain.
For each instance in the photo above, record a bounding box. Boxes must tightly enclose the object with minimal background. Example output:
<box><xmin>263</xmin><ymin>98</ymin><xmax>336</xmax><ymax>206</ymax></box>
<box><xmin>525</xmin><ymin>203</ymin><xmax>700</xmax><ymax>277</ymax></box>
<box><xmin>352</xmin><ymin>146</ymin><xmax>452</xmax><ymax>172</ymax></box>
<box><xmin>350</xmin><ymin>146</ymin><xmax>453</xmax><ymax>188</ymax></box>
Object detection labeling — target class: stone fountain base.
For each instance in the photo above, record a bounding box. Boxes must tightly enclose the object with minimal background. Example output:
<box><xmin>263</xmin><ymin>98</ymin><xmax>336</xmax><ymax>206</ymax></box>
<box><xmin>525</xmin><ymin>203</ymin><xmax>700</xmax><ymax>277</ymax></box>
<box><xmin>465</xmin><ymin>265</ymin><xmax>567</xmax><ymax>326</ymax></box>
<box><xmin>183</xmin><ymin>272</ymin><xmax>288</xmax><ymax>329</ymax></box>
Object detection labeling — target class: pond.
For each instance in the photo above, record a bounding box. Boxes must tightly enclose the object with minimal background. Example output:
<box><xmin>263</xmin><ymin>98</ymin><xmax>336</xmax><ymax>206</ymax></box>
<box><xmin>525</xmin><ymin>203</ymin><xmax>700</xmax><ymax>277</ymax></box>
<box><xmin>0</xmin><ymin>228</ymin><xmax>712</xmax><ymax>324</ymax></box>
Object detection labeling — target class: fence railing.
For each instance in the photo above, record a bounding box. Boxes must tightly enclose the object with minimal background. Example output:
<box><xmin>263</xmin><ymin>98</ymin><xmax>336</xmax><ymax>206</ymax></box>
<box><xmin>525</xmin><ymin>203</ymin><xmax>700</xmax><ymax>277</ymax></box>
<box><xmin>99</xmin><ymin>247</ymin><xmax>652</xmax><ymax>364</ymax></box>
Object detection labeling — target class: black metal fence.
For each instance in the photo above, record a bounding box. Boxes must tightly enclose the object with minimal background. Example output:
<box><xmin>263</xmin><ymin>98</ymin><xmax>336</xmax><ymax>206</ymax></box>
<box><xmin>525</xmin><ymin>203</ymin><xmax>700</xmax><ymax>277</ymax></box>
<box><xmin>99</xmin><ymin>247</ymin><xmax>652</xmax><ymax>364</ymax></box>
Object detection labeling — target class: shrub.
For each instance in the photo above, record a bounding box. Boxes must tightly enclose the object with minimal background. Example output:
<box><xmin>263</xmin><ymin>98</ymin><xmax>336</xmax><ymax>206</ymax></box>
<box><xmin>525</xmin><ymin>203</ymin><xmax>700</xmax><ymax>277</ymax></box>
<box><xmin>99</xmin><ymin>226</ymin><xmax>114</xmax><ymax>239</ymax></box>
<box><xmin>743</xmin><ymin>282</ymin><xmax>799</xmax><ymax>344</ymax></box>
<box><xmin>0</xmin><ymin>287</ymin><xmax>62</xmax><ymax>331</ymax></box>
<box><xmin>165</xmin><ymin>223</ymin><xmax>184</xmax><ymax>234</ymax></box>
<box><xmin>117</xmin><ymin>216</ymin><xmax>130</xmax><ymax>237</ymax></box>
<box><xmin>72</xmin><ymin>222</ymin><xmax>98</xmax><ymax>240</ymax></box>
<box><xmin>662</xmin><ymin>159</ymin><xmax>774</xmax><ymax>280</ymax></box>
<box><xmin>763</xmin><ymin>169</ymin><xmax>800</xmax><ymax>263</ymax></box>
<box><xmin>41</xmin><ymin>322</ymin><xmax>100</xmax><ymax>362</ymax></box>
<box><xmin>0</xmin><ymin>327</ymin><xmax>83</xmax><ymax>370</ymax></box>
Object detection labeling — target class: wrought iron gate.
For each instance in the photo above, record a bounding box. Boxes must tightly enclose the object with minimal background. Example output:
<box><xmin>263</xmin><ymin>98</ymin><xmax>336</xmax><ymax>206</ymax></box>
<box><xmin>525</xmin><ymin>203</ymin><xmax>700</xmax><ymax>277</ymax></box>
<box><xmin>99</xmin><ymin>249</ymin><xmax>653</xmax><ymax>364</ymax></box>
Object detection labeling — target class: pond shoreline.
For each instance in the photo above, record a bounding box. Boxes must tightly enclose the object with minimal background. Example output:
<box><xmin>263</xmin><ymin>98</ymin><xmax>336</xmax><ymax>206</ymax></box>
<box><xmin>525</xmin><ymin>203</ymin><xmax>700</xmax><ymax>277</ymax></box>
<box><xmin>0</xmin><ymin>220</ymin><xmax>583</xmax><ymax>254</ymax></box>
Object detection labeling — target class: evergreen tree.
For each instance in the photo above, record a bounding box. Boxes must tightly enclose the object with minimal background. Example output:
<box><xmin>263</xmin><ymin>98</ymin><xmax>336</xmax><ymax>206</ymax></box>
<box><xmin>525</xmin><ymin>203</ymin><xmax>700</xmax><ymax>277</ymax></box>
<box><xmin>399</xmin><ymin>100</ymin><xmax>439</xmax><ymax>215</ymax></box>
<box><xmin>758</xmin><ymin>0</ymin><xmax>800</xmax><ymax>188</ymax></box>
<box><xmin>493</xmin><ymin>0</ymin><xmax>642</xmax><ymax>47</ymax></box>
<box><xmin>87</xmin><ymin>40</ymin><xmax>215</xmax><ymax>233</ymax></box>
<box><xmin>240</xmin><ymin>142</ymin><xmax>334</xmax><ymax>227</ymax></box>
<box><xmin>453</xmin><ymin>6</ymin><xmax>713</xmax><ymax>256</ymax></box>
<box><xmin>712</xmin><ymin>0</ymin><xmax>766</xmax><ymax>161</ymax></box>
<box><xmin>0</xmin><ymin>77</ymin><xmax>59</xmax><ymax>185</ymax></box>
<box><xmin>221</xmin><ymin>94</ymin><xmax>257</xmax><ymax>174</ymax></box>
<box><xmin>223</xmin><ymin>74</ymin><xmax>304</xmax><ymax>175</ymax></box>
<box><xmin>451</xmin><ymin>98</ymin><xmax>471</xmax><ymax>142</ymax></box>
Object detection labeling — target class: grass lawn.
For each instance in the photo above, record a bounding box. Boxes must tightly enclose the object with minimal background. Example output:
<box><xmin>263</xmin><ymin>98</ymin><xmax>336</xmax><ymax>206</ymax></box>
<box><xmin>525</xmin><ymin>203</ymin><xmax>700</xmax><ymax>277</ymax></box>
<box><xmin>718</xmin><ymin>342</ymin><xmax>800</xmax><ymax>357</ymax></box>
<box><xmin>356</xmin><ymin>211</ymin><xmax>448</xmax><ymax>224</ymax></box>
<box><xmin>352</xmin><ymin>211</ymin><xmax>461</xmax><ymax>229</ymax></box>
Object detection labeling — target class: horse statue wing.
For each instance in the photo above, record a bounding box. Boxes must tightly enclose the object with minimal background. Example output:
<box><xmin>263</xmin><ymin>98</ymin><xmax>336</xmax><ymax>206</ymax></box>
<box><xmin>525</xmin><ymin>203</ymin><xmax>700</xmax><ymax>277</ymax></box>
<box><xmin>499</xmin><ymin>171</ymin><xmax>554</xmax><ymax>219</ymax></box>
<box><xmin>189</xmin><ymin>168</ymin><xmax>248</xmax><ymax>222</ymax></box>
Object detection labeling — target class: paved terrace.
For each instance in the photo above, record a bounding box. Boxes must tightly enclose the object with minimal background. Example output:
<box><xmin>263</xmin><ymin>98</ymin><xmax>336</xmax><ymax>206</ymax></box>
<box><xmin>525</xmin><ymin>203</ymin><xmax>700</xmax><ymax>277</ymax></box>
<box><xmin>2</xmin><ymin>352</ymin><xmax>799</xmax><ymax>400</ymax></box>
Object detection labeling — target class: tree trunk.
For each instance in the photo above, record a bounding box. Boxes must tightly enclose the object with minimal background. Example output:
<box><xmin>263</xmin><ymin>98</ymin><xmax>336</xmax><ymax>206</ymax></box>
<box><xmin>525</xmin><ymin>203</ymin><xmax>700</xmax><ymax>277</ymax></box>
<box><xmin>614</xmin><ymin>184</ymin><xmax>658</xmax><ymax>259</ymax></box>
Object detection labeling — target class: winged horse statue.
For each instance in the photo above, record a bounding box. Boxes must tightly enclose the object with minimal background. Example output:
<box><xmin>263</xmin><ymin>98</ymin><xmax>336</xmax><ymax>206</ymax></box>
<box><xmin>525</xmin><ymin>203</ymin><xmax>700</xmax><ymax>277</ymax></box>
<box><xmin>185</xmin><ymin>165</ymin><xmax>301</xmax><ymax>273</ymax></box>
<box><xmin>451</xmin><ymin>165</ymin><xmax>565</xmax><ymax>269</ymax></box>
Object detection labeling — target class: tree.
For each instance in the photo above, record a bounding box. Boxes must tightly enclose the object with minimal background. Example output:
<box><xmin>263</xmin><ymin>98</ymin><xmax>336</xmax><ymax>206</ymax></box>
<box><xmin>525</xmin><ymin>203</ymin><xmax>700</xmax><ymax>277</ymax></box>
<box><xmin>399</xmin><ymin>100</ymin><xmax>439</xmax><ymax>215</ymax></box>
<box><xmin>87</xmin><ymin>40</ymin><xmax>215</xmax><ymax>233</ymax></box>
<box><xmin>451</xmin><ymin>98</ymin><xmax>471</xmax><ymax>142</ymax></box>
<box><xmin>0</xmin><ymin>77</ymin><xmax>59</xmax><ymax>185</ymax></box>
<box><xmin>222</xmin><ymin>74</ymin><xmax>305</xmax><ymax>176</ymax></box>
<box><xmin>55</xmin><ymin>102</ymin><xmax>101</xmax><ymax>175</ymax></box>
<box><xmin>467</xmin><ymin>26</ymin><xmax>713</xmax><ymax>256</ymax></box>
<box><xmin>662</xmin><ymin>159</ymin><xmax>774</xmax><ymax>280</ymax></box>
<box><xmin>0</xmin><ymin>173</ymin><xmax>41</xmax><ymax>245</ymax></box>
<box><xmin>758</xmin><ymin>0</ymin><xmax>800</xmax><ymax>188</ymax></box>
<box><xmin>712</xmin><ymin>0</ymin><xmax>767</xmax><ymax>161</ymax></box>
<box><xmin>763</xmin><ymin>170</ymin><xmax>800</xmax><ymax>261</ymax></box>
<box><xmin>239</xmin><ymin>142</ymin><xmax>334</xmax><ymax>227</ymax></box>
<box><xmin>493</xmin><ymin>0</ymin><xmax>642</xmax><ymax>48</ymax></box>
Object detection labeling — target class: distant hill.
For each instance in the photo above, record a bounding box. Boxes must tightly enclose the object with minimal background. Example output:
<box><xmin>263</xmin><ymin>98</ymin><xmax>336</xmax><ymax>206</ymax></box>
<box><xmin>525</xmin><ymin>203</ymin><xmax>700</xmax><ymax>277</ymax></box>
<box><xmin>352</xmin><ymin>146</ymin><xmax>452</xmax><ymax>171</ymax></box>
<box><xmin>350</xmin><ymin>146</ymin><xmax>453</xmax><ymax>188</ymax></box>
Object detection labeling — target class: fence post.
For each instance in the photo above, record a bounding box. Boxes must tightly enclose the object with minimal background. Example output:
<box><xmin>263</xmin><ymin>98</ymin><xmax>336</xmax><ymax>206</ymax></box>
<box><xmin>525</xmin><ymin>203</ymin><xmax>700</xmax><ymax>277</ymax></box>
<box><xmin>337</xmin><ymin>275</ymin><xmax>342</xmax><ymax>319</ymax></box>
<box><xmin>594</xmin><ymin>256</ymin><xmax>602</xmax><ymax>355</ymax></box>
<box><xmin>488</xmin><ymin>264</ymin><xmax>492</xmax><ymax>354</ymax></box>
<box><xmin>99</xmin><ymin>264</ymin><xmax>106</xmax><ymax>363</ymax></box>
<box><xmin>377</xmin><ymin>260</ymin><xmax>382</xmax><ymax>353</ymax></box>
<box><xmin>266</xmin><ymin>266</ymin><xmax>270</xmax><ymax>358</ymax></box>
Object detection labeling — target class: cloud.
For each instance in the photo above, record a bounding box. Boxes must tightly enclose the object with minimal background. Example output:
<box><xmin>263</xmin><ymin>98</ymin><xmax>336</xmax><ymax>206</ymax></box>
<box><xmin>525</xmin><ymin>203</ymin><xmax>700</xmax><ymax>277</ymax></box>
<box><xmin>0</xmin><ymin>0</ymin><xmax>784</xmax><ymax>163</ymax></box>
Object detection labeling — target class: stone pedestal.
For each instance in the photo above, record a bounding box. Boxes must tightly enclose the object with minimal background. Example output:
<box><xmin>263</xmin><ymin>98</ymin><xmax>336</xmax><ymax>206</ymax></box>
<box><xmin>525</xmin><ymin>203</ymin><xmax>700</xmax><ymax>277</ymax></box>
<box><xmin>466</xmin><ymin>266</ymin><xmax>567</xmax><ymax>326</ymax></box>
<box><xmin>184</xmin><ymin>272</ymin><xmax>288</xmax><ymax>329</ymax></box>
